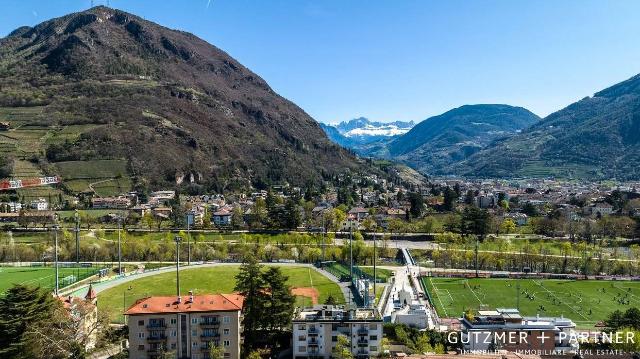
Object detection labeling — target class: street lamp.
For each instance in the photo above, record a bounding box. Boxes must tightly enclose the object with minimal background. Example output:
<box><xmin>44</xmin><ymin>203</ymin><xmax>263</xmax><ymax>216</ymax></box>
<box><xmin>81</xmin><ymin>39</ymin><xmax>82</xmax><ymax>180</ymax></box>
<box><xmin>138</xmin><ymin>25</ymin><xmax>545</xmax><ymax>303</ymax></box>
<box><xmin>174</xmin><ymin>236</ymin><xmax>183</xmax><ymax>299</ymax></box>
<box><xmin>117</xmin><ymin>215</ymin><xmax>122</xmax><ymax>276</ymax></box>
<box><xmin>53</xmin><ymin>217</ymin><xmax>60</xmax><ymax>296</ymax></box>
<box><xmin>74</xmin><ymin>210</ymin><xmax>80</xmax><ymax>265</ymax></box>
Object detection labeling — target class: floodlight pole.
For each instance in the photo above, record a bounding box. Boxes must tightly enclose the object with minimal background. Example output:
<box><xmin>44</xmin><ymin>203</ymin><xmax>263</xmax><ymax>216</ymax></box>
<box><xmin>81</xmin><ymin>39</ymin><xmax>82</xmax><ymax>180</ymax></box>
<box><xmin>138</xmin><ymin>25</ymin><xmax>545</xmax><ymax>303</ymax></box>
<box><xmin>117</xmin><ymin>216</ymin><xmax>122</xmax><ymax>276</ymax></box>
<box><xmin>54</xmin><ymin>223</ymin><xmax>60</xmax><ymax>296</ymax></box>
<box><xmin>75</xmin><ymin>210</ymin><xmax>80</xmax><ymax>265</ymax></box>
<box><xmin>186</xmin><ymin>212</ymin><xmax>192</xmax><ymax>266</ymax></box>
<box><xmin>175</xmin><ymin>236</ymin><xmax>183</xmax><ymax>297</ymax></box>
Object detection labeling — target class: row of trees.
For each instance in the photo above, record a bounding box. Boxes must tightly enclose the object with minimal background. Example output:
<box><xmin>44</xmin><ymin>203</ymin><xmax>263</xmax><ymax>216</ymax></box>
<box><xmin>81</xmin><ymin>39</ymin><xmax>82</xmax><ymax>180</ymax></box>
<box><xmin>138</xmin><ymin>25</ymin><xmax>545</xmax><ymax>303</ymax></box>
<box><xmin>0</xmin><ymin>232</ymin><xmax>398</xmax><ymax>266</ymax></box>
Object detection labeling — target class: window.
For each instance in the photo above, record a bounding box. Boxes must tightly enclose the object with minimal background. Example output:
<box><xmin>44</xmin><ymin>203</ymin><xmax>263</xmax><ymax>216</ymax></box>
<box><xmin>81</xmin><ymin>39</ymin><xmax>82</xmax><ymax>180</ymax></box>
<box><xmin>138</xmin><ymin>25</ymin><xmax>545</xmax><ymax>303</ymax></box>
<box><xmin>298</xmin><ymin>346</ymin><xmax>307</xmax><ymax>353</ymax></box>
<box><xmin>369</xmin><ymin>324</ymin><xmax>377</xmax><ymax>330</ymax></box>
<box><xmin>223</xmin><ymin>340</ymin><xmax>230</xmax><ymax>347</ymax></box>
<box><xmin>299</xmin><ymin>325</ymin><xmax>306</xmax><ymax>330</ymax></box>
<box><xmin>192</xmin><ymin>329</ymin><xmax>198</xmax><ymax>336</ymax></box>
<box><xmin>171</xmin><ymin>343</ymin><xmax>176</xmax><ymax>349</ymax></box>
<box><xmin>370</xmin><ymin>346</ymin><xmax>378</xmax><ymax>352</ymax></box>
<box><xmin>192</xmin><ymin>318</ymin><xmax>198</xmax><ymax>324</ymax></box>
<box><xmin>138</xmin><ymin>332</ymin><xmax>145</xmax><ymax>339</ymax></box>
<box><xmin>369</xmin><ymin>335</ymin><xmax>378</xmax><ymax>340</ymax></box>
<box><xmin>298</xmin><ymin>336</ymin><xmax>306</xmax><ymax>341</ymax></box>
<box><xmin>223</xmin><ymin>354</ymin><xmax>230</xmax><ymax>358</ymax></box>
<box><xmin>332</xmin><ymin>336</ymin><xmax>338</xmax><ymax>342</ymax></box>
<box><xmin>138</xmin><ymin>345</ymin><xmax>144</xmax><ymax>351</ymax></box>
<box><xmin>171</xmin><ymin>318</ymin><xmax>177</xmax><ymax>325</ymax></box>
<box><xmin>138</xmin><ymin>320</ymin><xmax>144</xmax><ymax>326</ymax></box>
<box><xmin>223</xmin><ymin>316</ymin><xmax>230</xmax><ymax>323</ymax></box>
<box><xmin>172</xmin><ymin>330</ymin><xmax>177</xmax><ymax>337</ymax></box>
<box><xmin>193</xmin><ymin>342</ymin><xmax>198</xmax><ymax>347</ymax></box>
<box><xmin>223</xmin><ymin>328</ymin><xmax>230</xmax><ymax>335</ymax></box>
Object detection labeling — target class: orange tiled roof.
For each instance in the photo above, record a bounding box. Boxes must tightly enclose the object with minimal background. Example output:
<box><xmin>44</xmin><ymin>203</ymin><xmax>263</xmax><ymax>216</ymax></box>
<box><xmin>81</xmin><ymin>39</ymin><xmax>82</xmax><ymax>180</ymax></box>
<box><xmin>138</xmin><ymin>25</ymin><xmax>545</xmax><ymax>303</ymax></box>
<box><xmin>125</xmin><ymin>293</ymin><xmax>244</xmax><ymax>315</ymax></box>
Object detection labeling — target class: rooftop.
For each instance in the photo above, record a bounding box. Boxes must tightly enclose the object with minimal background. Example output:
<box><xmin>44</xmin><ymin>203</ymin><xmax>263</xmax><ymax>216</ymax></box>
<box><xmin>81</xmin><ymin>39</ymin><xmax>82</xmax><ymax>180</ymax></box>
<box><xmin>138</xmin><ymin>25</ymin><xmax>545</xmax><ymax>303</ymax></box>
<box><xmin>125</xmin><ymin>293</ymin><xmax>243</xmax><ymax>315</ymax></box>
<box><xmin>294</xmin><ymin>305</ymin><xmax>381</xmax><ymax>322</ymax></box>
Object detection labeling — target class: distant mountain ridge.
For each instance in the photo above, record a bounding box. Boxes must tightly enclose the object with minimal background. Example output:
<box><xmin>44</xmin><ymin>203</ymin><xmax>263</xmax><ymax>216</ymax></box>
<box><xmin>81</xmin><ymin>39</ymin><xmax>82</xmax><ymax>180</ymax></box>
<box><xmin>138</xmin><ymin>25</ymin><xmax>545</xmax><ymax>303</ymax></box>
<box><xmin>0</xmin><ymin>6</ymin><xmax>365</xmax><ymax>192</ymax></box>
<box><xmin>320</xmin><ymin>117</ymin><xmax>414</xmax><ymax>151</ymax></box>
<box><xmin>451</xmin><ymin>74</ymin><xmax>640</xmax><ymax>180</ymax></box>
<box><xmin>386</xmin><ymin>104</ymin><xmax>540</xmax><ymax>174</ymax></box>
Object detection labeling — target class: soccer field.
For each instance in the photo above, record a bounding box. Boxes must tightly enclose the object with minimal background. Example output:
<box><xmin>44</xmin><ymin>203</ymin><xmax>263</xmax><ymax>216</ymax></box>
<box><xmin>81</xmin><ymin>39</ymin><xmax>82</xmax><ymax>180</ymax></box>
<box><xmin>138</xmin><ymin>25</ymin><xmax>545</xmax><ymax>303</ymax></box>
<box><xmin>98</xmin><ymin>265</ymin><xmax>345</xmax><ymax>322</ymax></box>
<box><xmin>0</xmin><ymin>266</ymin><xmax>100</xmax><ymax>295</ymax></box>
<box><xmin>423</xmin><ymin>277</ymin><xmax>640</xmax><ymax>328</ymax></box>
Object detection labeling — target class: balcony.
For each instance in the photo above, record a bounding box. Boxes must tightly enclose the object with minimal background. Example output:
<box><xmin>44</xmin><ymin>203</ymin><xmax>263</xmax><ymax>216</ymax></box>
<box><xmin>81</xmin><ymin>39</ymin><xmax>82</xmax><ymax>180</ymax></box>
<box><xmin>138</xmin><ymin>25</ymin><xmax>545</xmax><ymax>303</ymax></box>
<box><xmin>200</xmin><ymin>318</ymin><xmax>220</xmax><ymax>327</ymax></box>
<box><xmin>357</xmin><ymin>328</ymin><xmax>368</xmax><ymax>335</ymax></box>
<box><xmin>147</xmin><ymin>335</ymin><xmax>167</xmax><ymax>342</ymax></box>
<box><xmin>146</xmin><ymin>322</ymin><xmax>167</xmax><ymax>329</ymax></box>
<box><xmin>201</xmin><ymin>333</ymin><xmax>220</xmax><ymax>339</ymax></box>
<box><xmin>357</xmin><ymin>338</ymin><xmax>368</xmax><ymax>346</ymax></box>
<box><xmin>308</xmin><ymin>327</ymin><xmax>319</xmax><ymax>335</ymax></box>
<box><xmin>308</xmin><ymin>339</ymin><xmax>320</xmax><ymax>346</ymax></box>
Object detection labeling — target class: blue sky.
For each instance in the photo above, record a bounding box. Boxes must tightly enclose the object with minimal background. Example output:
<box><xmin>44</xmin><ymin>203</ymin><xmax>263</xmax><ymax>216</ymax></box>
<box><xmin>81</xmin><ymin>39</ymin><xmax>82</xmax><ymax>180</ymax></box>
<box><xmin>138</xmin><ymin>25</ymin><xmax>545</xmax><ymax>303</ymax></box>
<box><xmin>2</xmin><ymin>0</ymin><xmax>640</xmax><ymax>124</ymax></box>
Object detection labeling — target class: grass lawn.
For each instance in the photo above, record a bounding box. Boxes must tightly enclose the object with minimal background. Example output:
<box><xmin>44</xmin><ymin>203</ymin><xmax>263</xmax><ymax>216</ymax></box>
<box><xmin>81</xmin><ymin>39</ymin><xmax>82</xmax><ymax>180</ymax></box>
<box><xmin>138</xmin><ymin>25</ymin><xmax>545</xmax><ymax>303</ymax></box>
<box><xmin>98</xmin><ymin>265</ymin><xmax>344</xmax><ymax>322</ymax></box>
<box><xmin>423</xmin><ymin>277</ymin><xmax>640</xmax><ymax>328</ymax></box>
<box><xmin>0</xmin><ymin>266</ymin><xmax>102</xmax><ymax>295</ymax></box>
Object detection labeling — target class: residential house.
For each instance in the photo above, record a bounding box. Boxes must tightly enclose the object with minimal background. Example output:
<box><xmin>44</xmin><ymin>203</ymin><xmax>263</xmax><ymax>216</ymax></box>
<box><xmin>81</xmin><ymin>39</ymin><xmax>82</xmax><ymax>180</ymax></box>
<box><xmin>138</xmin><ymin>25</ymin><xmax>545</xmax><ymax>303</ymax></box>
<box><xmin>212</xmin><ymin>209</ymin><xmax>233</xmax><ymax>226</ymax></box>
<box><xmin>126</xmin><ymin>293</ymin><xmax>243</xmax><ymax>359</ymax></box>
<box><xmin>30</xmin><ymin>198</ymin><xmax>49</xmax><ymax>211</ymax></box>
<box><xmin>460</xmin><ymin>308</ymin><xmax>577</xmax><ymax>353</ymax></box>
<box><xmin>292</xmin><ymin>305</ymin><xmax>383</xmax><ymax>359</ymax></box>
<box><xmin>92</xmin><ymin>196</ymin><xmax>132</xmax><ymax>209</ymax></box>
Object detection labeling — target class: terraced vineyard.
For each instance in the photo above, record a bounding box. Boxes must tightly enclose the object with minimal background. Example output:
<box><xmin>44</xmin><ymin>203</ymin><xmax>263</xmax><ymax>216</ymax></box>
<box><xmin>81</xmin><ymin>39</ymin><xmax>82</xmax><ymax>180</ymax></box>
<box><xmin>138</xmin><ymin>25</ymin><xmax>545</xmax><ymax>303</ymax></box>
<box><xmin>0</xmin><ymin>107</ymin><xmax>131</xmax><ymax>198</ymax></box>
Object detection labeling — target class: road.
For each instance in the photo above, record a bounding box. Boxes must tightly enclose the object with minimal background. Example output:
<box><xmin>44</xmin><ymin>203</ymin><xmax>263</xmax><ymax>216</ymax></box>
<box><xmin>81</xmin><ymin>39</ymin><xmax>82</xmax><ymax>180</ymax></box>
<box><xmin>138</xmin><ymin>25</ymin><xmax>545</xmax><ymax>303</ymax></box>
<box><xmin>377</xmin><ymin>247</ymin><xmax>437</xmax><ymax>329</ymax></box>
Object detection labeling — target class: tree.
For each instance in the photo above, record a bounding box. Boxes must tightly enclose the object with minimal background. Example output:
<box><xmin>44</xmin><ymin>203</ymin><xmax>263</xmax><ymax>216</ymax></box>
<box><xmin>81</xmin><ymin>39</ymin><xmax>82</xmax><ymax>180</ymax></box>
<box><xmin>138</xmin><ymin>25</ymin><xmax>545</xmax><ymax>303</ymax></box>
<box><xmin>324</xmin><ymin>294</ymin><xmax>338</xmax><ymax>305</ymax></box>
<box><xmin>414</xmin><ymin>333</ymin><xmax>434</xmax><ymax>354</ymax></box>
<box><xmin>231</xmin><ymin>207</ymin><xmax>245</xmax><ymax>229</ymax></box>
<box><xmin>332</xmin><ymin>334</ymin><xmax>354</xmax><ymax>359</ymax></box>
<box><xmin>234</xmin><ymin>256</ymin><xmax>267</xmax><ymax>350</ymax></box>
<box><xmin>461</xmin><ymin>207</ymin><xmax>492</xmax><ymax>240</ymax></box>
<box><xmin>284</xmin><ymin>199</ymin><xmax>301</xmax><ymax>229</ymax></box>
<box><xmin>0</xmin><ymin>284</ymin><xmax>83</xmax><ymax>359</ymax></box>
<box><xmin>500</xmin><ymin>218</ymin><xmax>516</xmax><ymax>234</ymax></box>
<box><xmin>442</xmin><ymin>187</ymin><xmax>457</xmax><ymax>212</ymax></box>
<box><xmin>250</xmin><ymin>197</ymin><xmax>268</xmax><ymax>228</ymax></box>
<box><xmin>408</xmin><ymin>192</ymin><xmax>424</xmax><ymax>218</ymax></box>
<box><xmin>208</xmin><ymin>345</ymin><xmax>225</xmax><ymax>359</ymax></box>
<box><xmin>262</xmin><ymin>267</ymin><xmax>295</xmax><ymax>331</ymax></box>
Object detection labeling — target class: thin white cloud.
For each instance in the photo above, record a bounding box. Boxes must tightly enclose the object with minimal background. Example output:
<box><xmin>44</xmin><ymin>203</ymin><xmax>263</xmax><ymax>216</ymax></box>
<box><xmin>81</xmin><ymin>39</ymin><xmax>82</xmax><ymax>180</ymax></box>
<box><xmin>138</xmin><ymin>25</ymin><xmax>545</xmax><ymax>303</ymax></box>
<box><xmin>32</xmin><ymin>10</ymin><xmax>38</xmax><ymax>17</ymax></box>
<box><xmin>206</xmin><ymin>0</ymin><xmax>212</xmax><ymax>9</ymax></box>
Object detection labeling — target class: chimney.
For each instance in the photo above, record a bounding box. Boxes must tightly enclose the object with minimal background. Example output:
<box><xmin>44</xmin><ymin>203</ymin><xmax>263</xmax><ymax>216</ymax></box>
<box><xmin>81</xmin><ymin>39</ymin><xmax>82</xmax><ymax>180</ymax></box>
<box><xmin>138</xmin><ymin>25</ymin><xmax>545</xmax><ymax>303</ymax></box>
<box><xmin>189</xmin><ymin>290</ymin><xmax>194</xmax><ymax>303</ymax></box>
<box><xmin>177</xmin><ymin>296</ymin><xmax>182</xmax><ymax>304</ymax></box>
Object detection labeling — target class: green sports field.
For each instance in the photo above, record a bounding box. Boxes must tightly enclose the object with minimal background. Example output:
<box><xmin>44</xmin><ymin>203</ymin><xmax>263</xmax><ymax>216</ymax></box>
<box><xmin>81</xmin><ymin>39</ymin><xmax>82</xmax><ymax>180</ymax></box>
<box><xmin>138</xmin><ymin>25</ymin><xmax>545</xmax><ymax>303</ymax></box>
<box><xmin>98</xmin><ymin>265</ymin><xmax>345</xmax><ymax>322</ymax></box>
<box><xmin>423</xmin><ymin>277</ymin><xmax>640</xmax><ymax>328</ymax></box>
<box><xmin>0</xmin><ymin>266</ymin><xmax>101</xmax><ymax>294</ymax></box>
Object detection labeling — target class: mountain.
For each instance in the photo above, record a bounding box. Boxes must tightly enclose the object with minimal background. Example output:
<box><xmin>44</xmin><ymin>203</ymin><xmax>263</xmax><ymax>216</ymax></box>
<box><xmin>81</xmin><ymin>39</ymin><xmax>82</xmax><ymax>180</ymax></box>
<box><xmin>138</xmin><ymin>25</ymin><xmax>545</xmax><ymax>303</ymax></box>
<box><xmin>387</xmin><ymin>104</ymin><xmax>540</xmax><ymax>175</ymax></box>
<box><xmin>451</xmin><ymin>75</ymin><xmax>640</xmax><ymax>180</ymax></box>
<box><xmin>320</xmin><ymin>117</ymin><xmax>414</xmax><ymax>153</ymax></box>
<box><xmin>0</xmin><ymin>6</ymin><xmax>364</xmax><ymax>193</ymax></box>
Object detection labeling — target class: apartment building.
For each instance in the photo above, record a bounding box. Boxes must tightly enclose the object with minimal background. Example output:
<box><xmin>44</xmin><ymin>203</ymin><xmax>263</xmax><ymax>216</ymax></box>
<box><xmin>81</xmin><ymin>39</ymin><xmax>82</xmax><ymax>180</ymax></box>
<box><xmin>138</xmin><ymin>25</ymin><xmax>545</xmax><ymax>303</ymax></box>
<box><xmin>459</xmin><ymin>308</ymin><xmax>578</xmax><ymax>353</ymax></box>
<box><xmin>125</xmin><ymin>293</ymin><xmax>243</xmax><ymax>359</ymax></box>
<box><xmin>292</xmin><ymin>305</ymin><xmax>383</xmax><ymax>359</ymax></box>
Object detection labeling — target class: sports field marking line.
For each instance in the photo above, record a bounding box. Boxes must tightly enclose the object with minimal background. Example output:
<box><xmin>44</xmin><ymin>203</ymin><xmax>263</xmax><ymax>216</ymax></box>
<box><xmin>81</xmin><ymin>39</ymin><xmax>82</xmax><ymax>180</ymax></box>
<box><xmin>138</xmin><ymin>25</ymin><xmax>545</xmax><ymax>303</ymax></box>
<box><xmin>533</xmin><ymin>280</ymin><xmax>589</xmax><ymax>321</ymax></box>
<box><xmin>430</xmin><ymin>277</ymin><xmax>449</xmax><ymax>318</ymax></box>
<box><xmin>465</xmin><ymin>279</ymin><xmax>484</xmax><ymax>306</ymax></box>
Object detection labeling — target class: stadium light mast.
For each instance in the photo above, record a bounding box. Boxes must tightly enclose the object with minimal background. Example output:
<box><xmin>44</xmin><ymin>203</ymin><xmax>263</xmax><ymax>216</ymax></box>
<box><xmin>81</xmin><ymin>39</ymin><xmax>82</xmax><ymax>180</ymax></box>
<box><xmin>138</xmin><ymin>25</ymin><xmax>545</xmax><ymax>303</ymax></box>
<box><xmin>373</xmin><ymin>233</ymin><xmax>377</xmax><ymax>305</ymax></box>
<box><xmin>349</xmin><ymin>225</ymin><xmax>353</xmax><ymax>282</ymax></box>
<box><xmin>53</xmin><ymin>217</ymin><xmax>60</xmax><ymax>296</ymax></box>
<box><xmin>117</xmin><ymin>216</ymin><xmax>122</xmax><ymax>276</ymax></box>
<box><xmin>186</xmin><ymin>211</ymin><xmax>193</xmax><ymax>266</ymax></box>
<box><xmin>74</xmin><ymin>210</ymin><xmax>80</xmax><ymax>265</ymax></box>
<box><xmin>321</xmin><ymin>214</ymin><xmax>325</xmax><ymax>267</ymax></box>
<box><xmin>175</xmin><ymin>236</ymin><xmax>183</xmax><ymax>298</ymax></box>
